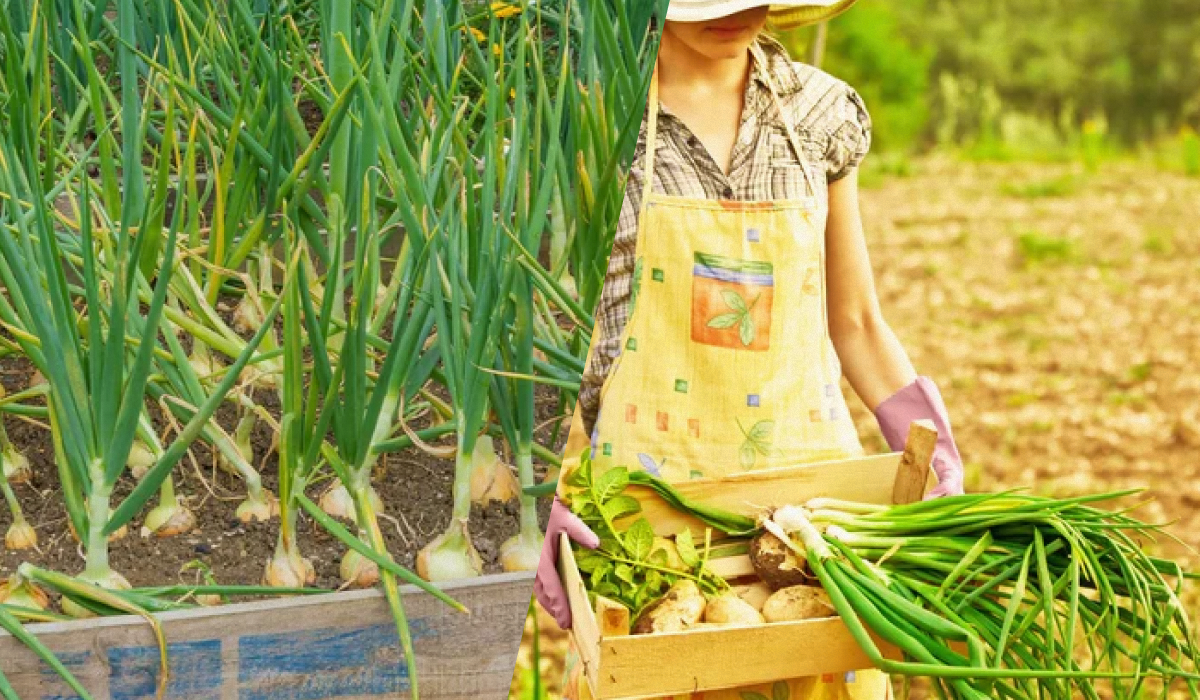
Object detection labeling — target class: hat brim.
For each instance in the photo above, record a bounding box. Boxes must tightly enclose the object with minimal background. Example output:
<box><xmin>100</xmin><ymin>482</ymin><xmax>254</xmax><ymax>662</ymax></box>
<box><xmin>664</xmin><ymin>0</ymin><xmax>858</xmax><ymax>29</ymax></box>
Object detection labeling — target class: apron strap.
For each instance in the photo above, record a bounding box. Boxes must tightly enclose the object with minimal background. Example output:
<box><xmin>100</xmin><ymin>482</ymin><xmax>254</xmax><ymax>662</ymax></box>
<box><xmin>640</xmin><ymin>42</ymin><xmax>819</xmax><ymax>203</ymax></box>
<box><xmin>641</xmin><ymin>62</ymin><xmax>661</xmax><ymax>208</ymax></box>
<box><xmin>749</xmin><ymin>41</ymin><xmax>819</xmax><ymax>199</ymax></box>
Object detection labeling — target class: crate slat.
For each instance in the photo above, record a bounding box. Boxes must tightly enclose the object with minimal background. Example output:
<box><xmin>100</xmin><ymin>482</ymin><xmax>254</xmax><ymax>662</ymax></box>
<box><xmin>0</xmin><ymin>572</ymin><xmax>534</xmax><ymax>700</ymax></box>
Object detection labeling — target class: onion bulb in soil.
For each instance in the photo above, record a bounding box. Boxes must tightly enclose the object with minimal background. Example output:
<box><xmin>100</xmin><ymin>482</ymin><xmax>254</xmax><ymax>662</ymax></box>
<box><xmin>1</xmin><ymin>443</ymin><xmax>32</xmax><ymax>484</ymax></box>
<box><xmin>5</xmin><ymin>517</ymin><xmax>37</xmax><ymax>550</ymax></box>
<box><xmin>127</xmin><ymin>440</ymin><xmax>156</xmax><ymax>480</ymax></box>
<box><xmin>340</xmin><ymin>547</ymin><xmax>380</xmax><ymax>588</ymax></box>
<box><xmin>468</xmin><ymin>435</ymin><xmax>520</xmax><ymax>506</ymax></box>
<box><xmin>236</xmin><ymin>489</ymin><xmax>280</xmax><ymax>523</ymax></box>
<box><xmin>416</xmin><ymin>521</ymin><xmax>483</xmax><ymax>582</ymax></box>
<box><xmin>319</xmin><ymin>482</ymin><xmax>383</xmax><ymax>524</ymax></box>
<box><xmin>231</xmin><ymin>295</ymin><xmax>261</xmax><ymax>335</ymax></box>
<box><xmin>61</xmin><ymin>569</ymin><xmax>132</xmax><ymax>619</ymax></box>
<box><xmin>0</xmin><ymin>575</ymin><xmax>49</xmax><ymax>611</ymax></box>
<box><xmin>143</xmin><ymin>501</ymin><xmax>197</xmax><ymax>538</ymax></box>
<box><xmin>499</xmin><ymin>530</ymin><xmax>543</xmax><ymax>572</ymax></box>
<box><xmin>263</xmin><ymin>544</ymin><xmax>316</xmax><ymax>588</ymax></box>
<box><xmin>188</xmin><ymin>343</ymin><xmax>223</xmax><ymax>383</ymax></box>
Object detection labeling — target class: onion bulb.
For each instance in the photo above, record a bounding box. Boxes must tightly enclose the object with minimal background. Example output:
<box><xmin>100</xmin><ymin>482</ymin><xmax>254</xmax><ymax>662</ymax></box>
<box><xmin>4</xmin><ymin>517</ymin><xmax>37</xmax><ymax>550</ymax></box>
<box><xmin>144</xmin><ymin>502</ymin><xmax>197</xmax><ymax>538</ymax></box>
<box><xmin>127</xmin><ymin>440</ymin><xmax>156</xmax><ymax>480</ymax></box>
<box><xmin>468</xmin><ymin>436</ymin><xmax>520</xmax><ymax>506</ymax></box>
<box><xmin>339</xmin><ymin>548</ymin><xmax>380</xmax><ymax>588</ymax></box>
<box><xmin>263</xmin><ymin>549</ymin><xmax>316</xmax><ymax>588</ymax></box>
<box><xmin>319</xmin><ymin>483</ymin><xmax>382</xmax><ymax>524</ymax></box>
<box><xmin>0</xmin><ymin>576</ymin><xmax>49</xmax><ymax>610</ymax></box>
<box><xmin>499</xmin><ymin>531</ymin><xmax>543</xmax><ymax>572</ymax></box>
<box><xmin>235</xmin><ymin>489</ymin><xmax>279</xmax><ymax>524</ymax></box>
<box><xmin>416</xmin><ymin>524</ymin><xmax>483</xmax><ymax>582</ymax></box>
<box><xmin>61</xmin><ymin>570</ymin><xmax>132</xmax><ymax>619</ymax></box>
<box><xmin>1</xmin><ymin>445</ymin><xmax>31</xmax><ymax>484</ymax></box>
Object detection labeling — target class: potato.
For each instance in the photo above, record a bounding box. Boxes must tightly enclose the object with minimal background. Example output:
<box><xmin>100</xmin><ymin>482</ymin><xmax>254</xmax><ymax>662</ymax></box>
<box><xmin>632</xmin><ymin>580</ymin><xmax>706</xmax><ymax>634</ymax></box>
<box><xmin>749</xmin><ymin>530</ymin><xmax>814</xmax><ymax>590</ymax></box>
<box><xmin>703</xmin><ymin>592</ymin><xmax>765</xmax><ymax>626</ymax></box>
<box><xmin>730</xmin><ymin>581</ymin><xmax>774</xmax><ymax>612</ymax></box>
<box><xmin>762</xmin><ymin>585</ymin><xmax>837</xmax><ymax>623</ymax></box>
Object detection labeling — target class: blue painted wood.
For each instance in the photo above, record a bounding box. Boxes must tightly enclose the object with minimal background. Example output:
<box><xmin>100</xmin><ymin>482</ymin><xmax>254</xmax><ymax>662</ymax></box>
<box><xmin>0</xmin><ymin>572</ymin><xmax>534</xmax><ymax>700</ymax></box>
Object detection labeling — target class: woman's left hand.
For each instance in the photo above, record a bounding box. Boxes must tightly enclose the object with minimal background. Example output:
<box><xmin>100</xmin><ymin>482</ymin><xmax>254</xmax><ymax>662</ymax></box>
<box><xmin>873</xmin><ymin>376</ymin><xmax>965</xmax><ymax>499</ymax></box>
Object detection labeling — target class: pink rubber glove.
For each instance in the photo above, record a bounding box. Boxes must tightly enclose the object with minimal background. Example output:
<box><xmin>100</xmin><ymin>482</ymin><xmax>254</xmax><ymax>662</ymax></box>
<box><xmin>535</xmin><ymin>497</ymin><xmax>600</xmax><ymax>629</ymax></box>
<box><xmin>873</xmin><ymin>376</ymin><xmax>965</xmax><ymax>499</ymax></box>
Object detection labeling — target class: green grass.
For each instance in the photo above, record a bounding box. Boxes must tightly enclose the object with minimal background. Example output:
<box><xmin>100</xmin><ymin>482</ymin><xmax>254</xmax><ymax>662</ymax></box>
<box><xmin>999</xmin><ymin>172</ymin><xmax>1080</xmax><ymax>199</ymax></box>
<box><xmin>1014</xmin><ymin>230</ymin><xmax>1076</xmax><ymax>265</ymax></box>
<box><xmin>1142</xmin><ymin>228</ymin><xmax>1176</xmax><ymax>256</ymax></box>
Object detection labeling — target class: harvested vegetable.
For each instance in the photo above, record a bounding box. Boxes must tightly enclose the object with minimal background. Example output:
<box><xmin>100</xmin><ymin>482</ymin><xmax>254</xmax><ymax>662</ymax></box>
<box><xmin>704</xmin><ymin>592</ymin><xmax>765</xmax><ymax>626</ymax></box>
<box><xmin>749</xmin><ymin>529</ymin><xmax>813</xmax><ymax>590</ymax></box>
<box><xmin>766</xmin><ymin>493</ymin><xmax>1200</xmax><ymax>698</ymax></box>
<box><xmin>761</xmin><ymin>585</ymin><xmax>836</xmax><ymax>623</ymax></box>
<box><xmin>632</xmin><ymin>580</ymin><xmax>706</xmax><ymax>634</ymax></box>
<box><xmin>564</xmin><ymin>454</ymin><xmax>729</xmax><ymax>619</ymax></box>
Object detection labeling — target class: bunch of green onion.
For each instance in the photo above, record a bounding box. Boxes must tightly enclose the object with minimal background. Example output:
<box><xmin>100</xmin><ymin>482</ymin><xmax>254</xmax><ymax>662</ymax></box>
<box><xmin>765</xmin><ymin>492</ymin><xmax>1199</xmax><ymax>699</ymax></box>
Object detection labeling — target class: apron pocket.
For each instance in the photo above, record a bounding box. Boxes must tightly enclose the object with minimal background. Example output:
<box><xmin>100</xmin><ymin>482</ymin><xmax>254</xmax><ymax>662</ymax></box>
<box><xmin>691</xmin><ymin>252</ymin><xmax>774</xmax><ymax>352</ymax></box>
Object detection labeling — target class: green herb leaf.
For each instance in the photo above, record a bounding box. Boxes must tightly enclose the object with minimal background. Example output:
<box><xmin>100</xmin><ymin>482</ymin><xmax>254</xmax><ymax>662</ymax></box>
<box><xmin>626</xmin><ymin>518</ymin><xmax>655</xmax><ymax>561</ymax></box>
<box><xmin>594</xmin><ymin>466</ymin><xmax>629</xmax><ymax>503</ymax></box>
<box><xmin>601</xmin><ymin>494</ymin><xmax>642</xmax><ymax>521</ymax></box>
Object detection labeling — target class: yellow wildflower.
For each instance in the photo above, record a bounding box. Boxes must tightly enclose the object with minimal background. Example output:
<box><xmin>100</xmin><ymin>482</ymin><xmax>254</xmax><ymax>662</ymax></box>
<box><xmin>468</xmin><ymin>27</ymin><xmax>486</xmax><ymax>42</ymax></box>
<box><xmin>491</xmin><ymin>2</ymin><xmax>522</xmax><ymax>18</ymax></box>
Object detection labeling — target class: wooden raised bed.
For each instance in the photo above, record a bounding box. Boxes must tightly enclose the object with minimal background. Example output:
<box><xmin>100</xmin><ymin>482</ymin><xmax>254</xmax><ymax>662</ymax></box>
<box><xmin>0</xmin><ymin>571</ymin><xmax>534</xmax><ymax>700</ymax></box>
<box><xmin>559</xmin><ymin>423</ymin><xmax>939</xmax><ymax>700</ymax></box>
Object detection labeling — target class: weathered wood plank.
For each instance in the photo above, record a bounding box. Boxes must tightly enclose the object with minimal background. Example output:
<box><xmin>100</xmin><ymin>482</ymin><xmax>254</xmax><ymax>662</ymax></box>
<box><xmin>563</xmin><ymin>449</ymin><xmax>940</xmax><ymax>699</ymax></box>
<box><xmin>0</xmin><ymin>572</ymin><xmax>534</xmax><ymax>700</ymax></box>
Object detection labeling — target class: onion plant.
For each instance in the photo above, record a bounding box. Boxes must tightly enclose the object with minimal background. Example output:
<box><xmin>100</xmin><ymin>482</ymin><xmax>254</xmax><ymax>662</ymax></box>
<box><xmin>0</xmin><ymin>47</ymin><xmax>281</xmax><ymax>604</ymax></box>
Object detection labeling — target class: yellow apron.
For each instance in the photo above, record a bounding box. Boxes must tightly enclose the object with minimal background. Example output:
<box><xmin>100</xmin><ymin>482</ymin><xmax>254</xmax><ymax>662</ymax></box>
<box><xmin>563</xmin><ymin>45</ymin><xmax>889</xmax><ymax>700</ymax></box>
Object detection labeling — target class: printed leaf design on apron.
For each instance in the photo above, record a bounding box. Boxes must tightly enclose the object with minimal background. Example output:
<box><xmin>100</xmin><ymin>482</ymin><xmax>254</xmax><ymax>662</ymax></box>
<box><xmin>736</xmin><ymin>418</ymin><xmax>776</xmax><ymax>470</ymax></box>
<box><xmin>637</xmin><ymin>452</ymin><xmax>665</xmax><ymax>476</ymax></box>
<box><xmin>707</xmin><ymin>290</ymin><xmax>762</xmax><ymax>347</ymax></box>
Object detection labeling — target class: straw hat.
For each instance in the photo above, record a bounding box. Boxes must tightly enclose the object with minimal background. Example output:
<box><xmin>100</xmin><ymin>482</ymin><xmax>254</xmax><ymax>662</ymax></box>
<box><xmin>665</xmin><ymin>0</ymin><xmax>859</xmax><ymax>30</ymax></box>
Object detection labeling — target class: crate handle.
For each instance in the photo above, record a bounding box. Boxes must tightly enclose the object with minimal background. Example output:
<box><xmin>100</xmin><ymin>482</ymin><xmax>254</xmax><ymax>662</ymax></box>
<box><xmin>892</xmin><ymin>419</ymin><xmax>938</xmax><ymax>505</ymax></box>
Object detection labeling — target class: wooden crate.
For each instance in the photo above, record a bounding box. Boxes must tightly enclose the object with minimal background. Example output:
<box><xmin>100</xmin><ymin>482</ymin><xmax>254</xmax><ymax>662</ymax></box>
<box><xmin>558</xmin><ymin>424</ymin><xmax>938</xmax><ymax>700</ymax></box>
<box><xmin>0</xmin><ymin>571</ymin><xmax>534</xmax><ymax>700</ymax></box>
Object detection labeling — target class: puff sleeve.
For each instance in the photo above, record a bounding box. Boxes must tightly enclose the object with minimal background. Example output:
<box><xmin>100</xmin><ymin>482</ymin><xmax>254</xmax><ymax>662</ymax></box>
<box><xmin>825</xmin><ymin>85</ymin><xmax>872</xmax><ymax>182</ymax></box>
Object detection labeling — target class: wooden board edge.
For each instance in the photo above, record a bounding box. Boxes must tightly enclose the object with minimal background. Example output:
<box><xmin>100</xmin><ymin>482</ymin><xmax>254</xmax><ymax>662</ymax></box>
<box><xmin>0</xmin><ymin>571</ymin><xmax>535</xmax><ymax>639</ymax></box>
<box><xmin>559</xmin><ymin>531</ymin><xmax>603</xmax><ymax>697</ymax></box>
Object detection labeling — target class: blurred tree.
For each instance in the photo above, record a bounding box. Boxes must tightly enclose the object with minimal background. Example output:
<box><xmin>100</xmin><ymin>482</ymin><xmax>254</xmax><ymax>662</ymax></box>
<box><xmin>775</xmin><ymin>0</ymin><xmax>1200</xmax><ymax>151</ymax></box>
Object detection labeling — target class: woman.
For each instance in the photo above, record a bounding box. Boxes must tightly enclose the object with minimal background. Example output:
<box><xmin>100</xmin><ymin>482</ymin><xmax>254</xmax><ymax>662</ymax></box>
<box><xmin>535</xmin><ymin>1</ymin><xmax>966</xmax><ymax>698</ymax></box>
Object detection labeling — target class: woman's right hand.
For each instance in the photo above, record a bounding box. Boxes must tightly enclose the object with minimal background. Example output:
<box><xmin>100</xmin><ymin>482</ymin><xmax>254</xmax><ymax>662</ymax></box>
<box><xmin>535</xmin><ymin>497</ymin><xmax>600</xmax><ymax>629</ymax></box>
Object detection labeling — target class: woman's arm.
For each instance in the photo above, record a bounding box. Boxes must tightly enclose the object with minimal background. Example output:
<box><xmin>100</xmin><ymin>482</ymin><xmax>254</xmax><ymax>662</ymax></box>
<box><xmin>823</xmin><ymin>169</ymin><xmax>917</xmax><ymax>412</ymax></box>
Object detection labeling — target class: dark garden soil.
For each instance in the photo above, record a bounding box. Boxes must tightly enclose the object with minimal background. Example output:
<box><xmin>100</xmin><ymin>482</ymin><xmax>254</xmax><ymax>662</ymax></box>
<box><xmin>0</xmin><ymin>350</ymin><xmax>557</xmax><ymax>593</ymax></box>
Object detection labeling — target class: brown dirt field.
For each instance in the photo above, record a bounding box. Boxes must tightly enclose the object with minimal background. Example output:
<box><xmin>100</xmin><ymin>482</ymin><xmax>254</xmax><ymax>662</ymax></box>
<box><xmin>506</xmin><ymin>157</ymin><xmax>1200</xmax><ymax>700</ymax></box>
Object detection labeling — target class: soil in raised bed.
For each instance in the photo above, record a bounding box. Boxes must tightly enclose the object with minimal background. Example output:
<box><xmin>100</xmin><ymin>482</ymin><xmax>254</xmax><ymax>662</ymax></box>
<box><xmin>0</xmin><ymin>352</ymin><xmax>557</xmax><ymax>594</ymax></box>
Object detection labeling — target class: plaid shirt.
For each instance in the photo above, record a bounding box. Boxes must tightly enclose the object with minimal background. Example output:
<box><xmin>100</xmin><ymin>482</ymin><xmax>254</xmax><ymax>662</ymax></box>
<box><xmin>578</xmin><ymin>34</ymin><xmax>872</xmax><ymax>435</ymax></box>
